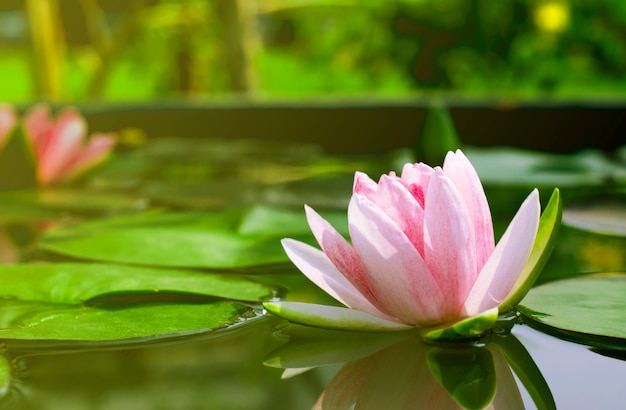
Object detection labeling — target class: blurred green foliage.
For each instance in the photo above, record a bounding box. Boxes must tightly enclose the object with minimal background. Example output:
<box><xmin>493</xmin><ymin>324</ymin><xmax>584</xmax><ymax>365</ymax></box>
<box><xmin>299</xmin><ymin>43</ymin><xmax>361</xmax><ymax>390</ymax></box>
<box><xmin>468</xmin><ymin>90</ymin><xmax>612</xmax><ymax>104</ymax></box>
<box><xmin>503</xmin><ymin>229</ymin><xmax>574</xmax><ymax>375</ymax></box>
<box><xmin>1</xmin><ymin>0</ymin><xmax>626</xmax><ymax>102</ymax></box>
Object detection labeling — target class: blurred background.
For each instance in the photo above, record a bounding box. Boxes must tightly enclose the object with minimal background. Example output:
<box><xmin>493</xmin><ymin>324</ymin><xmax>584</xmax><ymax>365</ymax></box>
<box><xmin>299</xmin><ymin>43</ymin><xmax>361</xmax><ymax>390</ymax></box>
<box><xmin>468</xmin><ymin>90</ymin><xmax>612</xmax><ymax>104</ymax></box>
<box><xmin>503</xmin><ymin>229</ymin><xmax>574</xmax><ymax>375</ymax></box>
<box><xmin>2</xmin><ymin>0</ymin><xmax>626</xmax><ymax>102</ymax></box>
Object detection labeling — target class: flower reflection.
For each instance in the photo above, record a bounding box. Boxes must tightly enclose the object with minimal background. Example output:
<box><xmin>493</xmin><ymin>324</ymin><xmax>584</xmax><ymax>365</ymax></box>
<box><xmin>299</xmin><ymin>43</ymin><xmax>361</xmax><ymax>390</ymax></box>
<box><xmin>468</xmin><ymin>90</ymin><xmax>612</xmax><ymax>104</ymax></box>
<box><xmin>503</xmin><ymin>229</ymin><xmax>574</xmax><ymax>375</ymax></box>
<box><xmin>265</xmin><ymin>323</ymin><xmax>554</xmax><ymax>410</ymax></box>
<box><xmin>0</xmin><ymin>228</ymin><xmax>20</xmax><ymax>264</ymax></box>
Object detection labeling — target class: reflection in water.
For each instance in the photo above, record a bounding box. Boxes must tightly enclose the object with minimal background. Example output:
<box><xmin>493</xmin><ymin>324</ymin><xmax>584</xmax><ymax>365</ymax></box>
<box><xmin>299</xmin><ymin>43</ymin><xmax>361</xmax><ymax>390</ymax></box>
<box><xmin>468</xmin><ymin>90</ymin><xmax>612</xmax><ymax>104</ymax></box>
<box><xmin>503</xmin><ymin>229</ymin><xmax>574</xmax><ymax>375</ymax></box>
<box><xmin>266</xmin><ymin>325</ymin><xmax>553</xmax><ymax>410</ymax></box>
<box><xmin>0</xmin><ymin>228</ymin><xmax>19</xmax><ymax>264</ymax></box>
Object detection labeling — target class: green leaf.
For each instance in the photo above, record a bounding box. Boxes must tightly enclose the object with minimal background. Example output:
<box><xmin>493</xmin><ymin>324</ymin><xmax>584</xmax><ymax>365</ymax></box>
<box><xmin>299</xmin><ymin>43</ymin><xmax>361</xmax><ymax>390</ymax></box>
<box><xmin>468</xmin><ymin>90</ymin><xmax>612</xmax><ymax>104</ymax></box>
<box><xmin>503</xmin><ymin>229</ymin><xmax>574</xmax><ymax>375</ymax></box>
<box><xmin>238</xmin><ymin>205</ymin><xmax>348</xmax><ymax>237</ymax></box>
<box><xmin>0</xmin><ymin>189</ymin><xmax>146</xmax><ymax>224</ymax></box>
<box><xmin>0</xmin><ymin>300</ymin><xmax>252</xmax><ymax>341</ymax></box>
<box><xmin>37</xmin><ymin>207</ymin><xmax>346</xmax><ymax>269</ymax></box>
<box><xmin>0</xmin><ymin>191</ymin><xmax>58</xmax><ymax>223</ymax></box>
<box><xmin>416</xmin><ymin>104</ymin><xmax>462</xmax><ymax>165</ymax></box>
<box><xmin>34</xmin><ymin>188</ymin><xmax>147</xmax><ymax>214</ymax></box>
<box><xmin>38</xmin><ymin>209</ymin><xmax>316</xmax><ymax>269</ymax></box>
<box><xmin>562</xmin><ymin>194</ymin><xmax>626</xmax><ymax>237</ymax></box>
<box><xmin>499</xmin><ymin>188</ymin><xmax>562</xmax><ymax>313</ymax></box>
<box><xmin>0</xmin><ymin>263</ymin><xmax>273</xmax><ymax>303</ymax></box>
<box><xmin>263</xmin><ymin>302</ymin><xmax>412</xmax><ymax>332</ymax></box>
<box><xmin>518</xmin><ymin>274</ymin><xmax>626</xmax><ymax>347</ymax></box>
<box><xmin>466</xmin><ymin>147</ymin><xmax>626</xmax><ymax>188</ymax></box>
<box><xmin>0</xmin><ymin>263</ymin><xmax>272</xmax><ymax>341</ymax></box>
<box><xmin>422</xmin><ymin>307</ymin><xmax>499</xmax><ymax>341</ymax></box>
<box><xmin>0</xmin><ymin>354</ymin><xmax>10</xmax><ymax>396</ymax></box>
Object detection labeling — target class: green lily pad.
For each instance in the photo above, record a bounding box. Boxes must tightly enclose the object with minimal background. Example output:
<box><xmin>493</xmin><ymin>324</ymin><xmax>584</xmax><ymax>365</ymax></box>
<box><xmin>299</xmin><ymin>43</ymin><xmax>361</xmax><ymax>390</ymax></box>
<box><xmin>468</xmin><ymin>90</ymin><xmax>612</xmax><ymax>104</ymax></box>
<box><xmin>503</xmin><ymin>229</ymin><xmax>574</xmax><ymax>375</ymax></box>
<box><xmin>0</xmin><ymin>354</ymin><xmax>9</xmax><ymax>396</ymax></box>
<box><xmin>518</xmin><ymin>274</ymin><xmax>626</xmax><ymax>347</ymax></box>
<box><xmin>0</xmin><ymin>300</ymin><xmax>252</xmax><ymax>341</ymax></box>
<box><xmin>0</xmin><ymin>191</ymin><xmax>58</xmax><ymax>223</ymax></box>
<box><xmin>0</xmin><ymin>263</ymin><xmax>273</xmax><ymax>303</ymax></box>
<box><xmin>466</xmin><ymin>147</ymin><xmax>626</xmax><ymax>188</ymax></box>
<box><xmin>0</xmin><ymin>189</ymin><xmax>146</xmax><ymax>224</ymax></box>
<box><xmin>0</xmin><ymin>263</ymin><xmax>272</xmax><ymax>341</ymax></box>
<box><xmin>38</xmin><ymin>208</ymin><xmax>345</xmax><ymax>269</ymax></box>
<box><xmin>562</xmin><ymin>194</ymin><xmax>626</xmax><ymax>237</ymax></box>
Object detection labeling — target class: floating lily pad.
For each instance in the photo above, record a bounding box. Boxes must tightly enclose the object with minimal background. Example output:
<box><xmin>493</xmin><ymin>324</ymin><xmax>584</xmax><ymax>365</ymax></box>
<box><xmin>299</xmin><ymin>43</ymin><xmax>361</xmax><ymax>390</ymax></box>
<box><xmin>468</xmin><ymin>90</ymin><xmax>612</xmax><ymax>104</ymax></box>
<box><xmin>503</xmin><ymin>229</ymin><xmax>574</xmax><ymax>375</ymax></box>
<box><xmin>0</xmin><ymin>354</ymin><xmax>9</xmax><ymax>396</ymax></box>
<box><xmin>0</xmin><ymin>263</ymin><xmax>272</xmax><ymax>341</ymax></box>
<box><xmin>562</xmin><ymin>194</ymin><xmax>626</xmax><ymax>237</ymax></box>
<box><xmin>0</xmin><ymin>191</ymin><xmax>58</xmax><ymax>223</ymax></box>
<box><xmin>466</xmin><ymin>147</ymin><xmax>626</xmax><ymax>188</ymax></box>
<box><xmin>39</xmin><ymin>208</ymin><xmax>346</xmax><ymax>269</ymax></box>
<box><xmin>0</xmin><ymin>300</ymin><xmax>252</xmax><ymax>341</ymax></box>
<box><xmin>0</xmin><ymin>189</ymin><xmax>146</xmax><ymax>223</ymax></box>
<box><xmin>0</xmin><ymin>263</ymin><xmax>273</xmax><ymax>303</ymax></box>
<box><xmin>518</xmin><ymin>274</ymin><xmax>626</xmax><ymax>348</ymax></box>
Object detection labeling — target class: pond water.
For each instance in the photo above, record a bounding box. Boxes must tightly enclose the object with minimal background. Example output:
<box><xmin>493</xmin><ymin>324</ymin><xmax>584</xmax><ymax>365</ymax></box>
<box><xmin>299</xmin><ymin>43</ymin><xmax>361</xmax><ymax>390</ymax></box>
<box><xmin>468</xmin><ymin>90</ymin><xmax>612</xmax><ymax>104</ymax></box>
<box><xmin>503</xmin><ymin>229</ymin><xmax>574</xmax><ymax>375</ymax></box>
<box><xmin>0</xmin><ymin>137</ymin><xmax>625</xmax><ymax>409</ymax></box>
<box><xmin>0</xmin><ymin>317</ymin><xmax>625</xmax><ymax>409</ymax></box>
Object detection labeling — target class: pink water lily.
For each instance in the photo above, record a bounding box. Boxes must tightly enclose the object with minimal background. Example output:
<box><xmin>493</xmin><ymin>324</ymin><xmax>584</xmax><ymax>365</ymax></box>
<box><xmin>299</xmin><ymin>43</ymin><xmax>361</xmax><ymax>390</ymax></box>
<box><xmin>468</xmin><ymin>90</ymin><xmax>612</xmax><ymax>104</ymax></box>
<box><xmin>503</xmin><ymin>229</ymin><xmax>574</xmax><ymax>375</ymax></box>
<box><xmin>274</xmin><ymin>150</ymin><xmax>543</xmax><ymax>330</ymax></box>
<box><xmin>23</xmin><ymin>104</ymin><xmax>116</xmax><ymax>184</ymax></box>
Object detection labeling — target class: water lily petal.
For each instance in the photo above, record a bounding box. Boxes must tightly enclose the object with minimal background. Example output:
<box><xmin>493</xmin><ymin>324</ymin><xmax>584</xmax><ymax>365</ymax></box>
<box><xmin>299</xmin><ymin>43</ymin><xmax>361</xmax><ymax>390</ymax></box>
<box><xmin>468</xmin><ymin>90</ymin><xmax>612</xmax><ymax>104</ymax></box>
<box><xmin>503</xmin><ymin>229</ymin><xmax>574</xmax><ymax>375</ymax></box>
<box><xmin>353</xmin><ymin>171</ymin><xmax>378</xmax><ymax>199</ymax></box>
<box><xmin>423</xmin><ymin>169</ymin><xmax>477</xmax><ymax>312</ymax></box>
<box><xmin>400</xmin><ymin>162</ymin><xmax>434</xmax><ymax>186</ymax></box>
<box><xmin>23</xmin><ymin>104</ymin><xmax>53</xmax><ymax>154</ymax></box>
<box><xmin>263</xmin><ymin>302</ymin><xmax>412</xmax><ymax>332</ymax></box>
<box><xmin>400</xmin><ymin>162</ymin><xmax>434</xmax><ymax>208</ymax></box>
<box><xmin>374</xmin><ymin>174</ymin><xmax>425</xmax><ymax>255</ymax></box>
<box><xmin>281</xmin><ymin>238</ymin><xmax>389</xmax><ymax>318</ymax></box>
<box><xmin>499</xmin><ymin>188</ymin><xmax>561</xmax><ymax>312</ymax></box>
<box><xmin>38</xmin><ymin>108</ymin><xmax>87</xmax><ymax>183</ymax></box>
<box><xmin>462</xmin><ymin>189</ymin><xmax>540</xmax><ymax>316</ymax></box>
<box><xmin>58</xmin><ymin>133</ymin><xmax>116</xmax><ymax>180</ymax></box>
<box><xmin>349</xmin><ymin>194</ymin><xmax>446</xmax><ymax>325</ymax></box>
<box><xmin>443</xmin><ymin>150</ymin><xmax>495</xmax><ymax>270</ymax></box>
<box><xmin>304</xmin><ymin>205</ymin><xmax>379</xmax><ymax>301</ymax></box>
